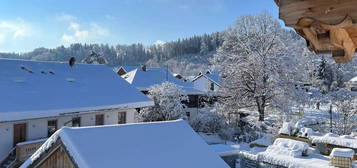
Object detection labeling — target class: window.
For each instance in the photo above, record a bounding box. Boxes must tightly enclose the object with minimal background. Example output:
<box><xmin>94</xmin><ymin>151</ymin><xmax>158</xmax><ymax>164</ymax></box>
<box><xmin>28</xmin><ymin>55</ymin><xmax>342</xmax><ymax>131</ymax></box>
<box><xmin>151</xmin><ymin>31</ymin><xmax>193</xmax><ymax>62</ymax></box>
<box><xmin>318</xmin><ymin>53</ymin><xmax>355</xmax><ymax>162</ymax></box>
<box><xmin>95</xmin><ymin>114</ymin><xmax>104</xmax><ymax>126</ymax></box>
<box><xmin>72</xmin><ymin>117</ymin><xmax>81</xmax><ymax>127</ymax></box>
<box><xmin>210</xmin><ymin>82</ymin><xmax>215</xmax><ymax>91</ymax></box>
<box><xmin>47</xmin><ymin>120</ymin><xmax>57</xmax><ymax>137</ymax></box>
<box><xmin>186</xmin><ymin>112</ymin><xmax>191</xmax><ymax>118</ymax></box>
<box><xmin>118</xmin><ymin>112</ymin><xmax>126</xmax><ymax>124</ymax></box>
<box><xmin>184</xmin><ymin>95</ymin><xmax>198</xmax><ymax>108</ymax></box>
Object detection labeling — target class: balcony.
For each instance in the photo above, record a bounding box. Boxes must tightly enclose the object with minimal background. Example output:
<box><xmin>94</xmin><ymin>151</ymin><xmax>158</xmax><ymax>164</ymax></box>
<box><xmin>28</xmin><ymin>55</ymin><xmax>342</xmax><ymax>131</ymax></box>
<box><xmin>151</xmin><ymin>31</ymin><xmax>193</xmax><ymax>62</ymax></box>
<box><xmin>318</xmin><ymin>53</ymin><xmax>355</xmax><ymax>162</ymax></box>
<box><xmin>0</xmin><ymin>138</ymin><xmax>47</xmax><ymax>168</ymax></box>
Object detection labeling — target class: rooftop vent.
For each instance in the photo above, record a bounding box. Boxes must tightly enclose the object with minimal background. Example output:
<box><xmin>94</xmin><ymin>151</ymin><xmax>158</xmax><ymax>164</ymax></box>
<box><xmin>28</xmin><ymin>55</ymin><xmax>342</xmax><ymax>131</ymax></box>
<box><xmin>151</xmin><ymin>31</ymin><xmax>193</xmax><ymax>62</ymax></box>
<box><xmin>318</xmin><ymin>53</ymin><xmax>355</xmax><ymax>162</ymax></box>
<box><xmin>69</xmin><ymin>57</ymin><xmax>76</xmax><ymax>67</ymax></box>
<box><xmin>20</xmin><ymin>66</ymin><xmax>33</xmax><ymax>73</ymax></box>
<box><xmin>141</xmin><ymin>65</ymin><xmax>147</xmax><ymax>71</ymax></box>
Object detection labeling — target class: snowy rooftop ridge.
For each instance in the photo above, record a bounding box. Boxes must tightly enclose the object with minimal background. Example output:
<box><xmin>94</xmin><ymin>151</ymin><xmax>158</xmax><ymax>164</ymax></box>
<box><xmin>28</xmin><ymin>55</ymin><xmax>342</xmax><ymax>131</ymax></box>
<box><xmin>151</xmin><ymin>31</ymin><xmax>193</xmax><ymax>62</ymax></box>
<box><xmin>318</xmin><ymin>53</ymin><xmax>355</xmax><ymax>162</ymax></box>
<box><xmin>312</xmin><ymin>133</ymin><xmax>357</xmax><ymax>149</ymax></box>
<box><xmin>20</xmin><ymin>120</ymin><xmax>229</xmax><ymax>168</ymax></box>
<box><xmin>0</xmin><ymin>59</ymin><xmax>153</xmax><ymax>122</ymax></box>
<box><xmin>192</xmin><ymin>70</ymin><xmax>222</xmax><ymax>86</ymax></box>
<box><xmin>122</xmin><ymin>67</ymin><xmax>203</xmax><ymax>94</ymax></box>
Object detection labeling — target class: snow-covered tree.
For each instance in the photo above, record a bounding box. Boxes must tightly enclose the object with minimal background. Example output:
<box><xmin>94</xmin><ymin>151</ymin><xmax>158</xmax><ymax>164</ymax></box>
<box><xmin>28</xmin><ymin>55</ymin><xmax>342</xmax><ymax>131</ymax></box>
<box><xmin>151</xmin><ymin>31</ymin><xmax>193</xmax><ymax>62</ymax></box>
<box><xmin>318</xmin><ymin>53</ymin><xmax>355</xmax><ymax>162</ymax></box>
<box><xmin>333</xmin><ymin>99</ymin><xmax>357</xmax><ymax>135</ymax></box>
<box><xmin>138</xmin><ymin>82</ymin><xmax>188</xmax><ymax>122</ymax></box>
<box><xmin>210</xmin><ymin>13</ymin><xmax>303</xmax><ymax>121</ymax></box>
<box><xmin>81</xmin><ymin>51</ymin><xmax>108</xmax><ymax>64</ymax></box>
<box><xmin>200</xmin><ymin>39</ymin><xmax>209</xmax><ymax>56</ymax></box>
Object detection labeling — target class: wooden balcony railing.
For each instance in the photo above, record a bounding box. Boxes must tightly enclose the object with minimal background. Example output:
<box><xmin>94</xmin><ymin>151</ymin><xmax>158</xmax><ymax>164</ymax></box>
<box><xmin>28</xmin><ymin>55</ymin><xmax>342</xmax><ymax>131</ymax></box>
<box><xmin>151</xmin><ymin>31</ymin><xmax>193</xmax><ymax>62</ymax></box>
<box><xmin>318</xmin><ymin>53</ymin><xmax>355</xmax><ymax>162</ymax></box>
<box><xmin>15</xmin><ymin>138</ymin><xmax>47</xmax><ymax>162</ymax></box>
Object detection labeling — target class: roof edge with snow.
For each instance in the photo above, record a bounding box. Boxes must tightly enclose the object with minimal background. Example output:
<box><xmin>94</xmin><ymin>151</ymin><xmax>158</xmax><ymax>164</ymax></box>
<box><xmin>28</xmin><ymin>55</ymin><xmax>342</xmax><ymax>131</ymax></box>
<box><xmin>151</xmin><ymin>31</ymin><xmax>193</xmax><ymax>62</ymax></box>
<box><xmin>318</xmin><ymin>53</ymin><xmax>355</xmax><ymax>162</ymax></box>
<box><xmin>0</xmin><ymin>101</ymin><xmax>154</xmax><ymax>123</ymax></box>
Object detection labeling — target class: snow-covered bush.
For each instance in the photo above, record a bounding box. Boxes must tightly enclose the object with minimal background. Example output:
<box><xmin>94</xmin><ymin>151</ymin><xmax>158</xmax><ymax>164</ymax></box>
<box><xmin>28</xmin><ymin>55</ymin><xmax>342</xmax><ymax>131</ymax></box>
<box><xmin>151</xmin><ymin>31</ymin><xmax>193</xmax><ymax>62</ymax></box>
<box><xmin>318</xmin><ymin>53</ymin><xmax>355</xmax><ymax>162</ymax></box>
<box><xmin>138</xmin><ymin>82</ymin><xmax>188</xmax><ymax>122</ymax></box>
<box><xmin>189</xmin><ymin>110</ymin><xmax>226</xmax><ymax>133</ymax></box>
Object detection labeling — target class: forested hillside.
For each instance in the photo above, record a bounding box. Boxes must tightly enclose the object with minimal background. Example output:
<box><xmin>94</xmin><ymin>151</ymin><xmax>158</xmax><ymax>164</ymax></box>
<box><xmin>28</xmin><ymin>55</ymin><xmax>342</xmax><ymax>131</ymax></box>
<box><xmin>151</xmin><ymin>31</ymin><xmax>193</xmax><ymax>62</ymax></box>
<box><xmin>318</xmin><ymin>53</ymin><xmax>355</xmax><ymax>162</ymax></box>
<box><xmin>0</xmin><ymin>32</ymin><xmax>224</xmax><ymax>75</ymax></box>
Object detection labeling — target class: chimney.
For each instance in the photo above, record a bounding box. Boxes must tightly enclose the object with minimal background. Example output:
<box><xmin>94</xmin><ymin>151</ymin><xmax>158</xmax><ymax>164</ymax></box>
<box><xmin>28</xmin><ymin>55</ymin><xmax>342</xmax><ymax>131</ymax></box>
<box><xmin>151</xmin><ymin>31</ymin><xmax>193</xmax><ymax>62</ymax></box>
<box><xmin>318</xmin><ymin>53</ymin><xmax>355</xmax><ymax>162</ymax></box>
<box><xmin>141</xmin><ymin>65</ymin><xmax>147</xmax><ymax>71</ymax></box>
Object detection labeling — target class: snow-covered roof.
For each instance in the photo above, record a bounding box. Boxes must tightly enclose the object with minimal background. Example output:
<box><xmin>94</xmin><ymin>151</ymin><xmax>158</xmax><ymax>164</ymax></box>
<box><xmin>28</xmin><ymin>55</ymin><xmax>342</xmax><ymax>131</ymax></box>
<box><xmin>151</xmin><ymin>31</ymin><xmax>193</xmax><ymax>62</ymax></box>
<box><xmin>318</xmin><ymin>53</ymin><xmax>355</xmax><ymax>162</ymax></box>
<box><xmin>0</xmin><ymin>59</ymin><xmax>153</xmax><ymax>122</ymax></box>
<box><xmin>348</xmin><ymin>76</ymin><xmax>357</xmax><ymax>83</ymax></box>
<box><xmin>192</xmin><ymin>71</ymin><xmax>222</xmax><ymax>86</ymax></box>
<box><xmin>330</xmin><ymin>148</ymin><xmax>355</xmax><ymax>158</ymax></box>
<box><xmin>312</xmin><ymin>133</ymin><xmax>357</xmax><ymax>149</ymax></box>
<box><xmin>262</xmin><ymin>138</ymin><xmax>309</xmax><ymax>157</ymax></box>
<box><xmin>122</xmin><ymin>67</ymin><xmax>203</xmax><ymax>94</ymax></box>
<box><xmin>210</xmin><ymin>144</ymin><xmax>240</xmax><ymax>156</ymax></box>
<box><xmin>21</xmin><ymin>120</ymin><xmax>229</xmax><ymax>168</ymax></box>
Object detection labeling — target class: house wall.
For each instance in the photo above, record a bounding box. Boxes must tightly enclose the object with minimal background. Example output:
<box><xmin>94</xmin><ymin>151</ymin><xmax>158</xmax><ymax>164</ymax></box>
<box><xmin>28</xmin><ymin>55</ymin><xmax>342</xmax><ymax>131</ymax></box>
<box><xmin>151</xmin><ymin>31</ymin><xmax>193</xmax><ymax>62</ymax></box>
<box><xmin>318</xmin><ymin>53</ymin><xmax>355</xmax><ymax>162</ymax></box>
<box><xmin>186</xmin><ymin>108</ymin><xmax>199</xmax><ymax>120</ymax></box>
<box><xmin>194</xmin><ymin>77</ymin><xmax>209</xmax><ymax>91</ymax></box>
<box><xmin>0</xmin><ymin>109</ymin><xmax>138</xmax><ymax>162</ymax></box>
<box><xmin>193</xmin><ymin>76</ymin><xmax>220</xmax><ymax>92</ymax></box>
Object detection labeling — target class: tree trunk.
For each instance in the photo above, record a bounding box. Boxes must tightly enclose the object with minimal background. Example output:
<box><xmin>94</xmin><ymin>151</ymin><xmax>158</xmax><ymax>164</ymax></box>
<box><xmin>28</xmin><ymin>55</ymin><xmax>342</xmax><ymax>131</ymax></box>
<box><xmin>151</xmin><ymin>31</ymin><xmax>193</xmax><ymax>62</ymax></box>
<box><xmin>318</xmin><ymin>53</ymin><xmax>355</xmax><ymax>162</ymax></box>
<box><xmin>329</xmin><ymin>103</ymin><xmax>333</xmax><ymax>133</ymax></box>
<box><xmin>256</xmin><ymin>97</ymin><xmax>265</xmax><ymax>121</ymax></box>
<box><xmin>258</xmin><ymin>110</ymin><xmax>265</xmax><ymax>121</ymax></box>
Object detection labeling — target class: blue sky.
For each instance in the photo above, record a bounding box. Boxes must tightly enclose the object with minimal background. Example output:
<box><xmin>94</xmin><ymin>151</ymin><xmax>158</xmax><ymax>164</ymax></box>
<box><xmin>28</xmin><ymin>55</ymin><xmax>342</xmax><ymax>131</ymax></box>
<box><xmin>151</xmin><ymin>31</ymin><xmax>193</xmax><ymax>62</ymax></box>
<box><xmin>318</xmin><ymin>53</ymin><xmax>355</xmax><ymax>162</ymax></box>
<box><xmin>0</xmin><ymin>0</ymin><xmax>278</xmax><ymax>52</ymax></box>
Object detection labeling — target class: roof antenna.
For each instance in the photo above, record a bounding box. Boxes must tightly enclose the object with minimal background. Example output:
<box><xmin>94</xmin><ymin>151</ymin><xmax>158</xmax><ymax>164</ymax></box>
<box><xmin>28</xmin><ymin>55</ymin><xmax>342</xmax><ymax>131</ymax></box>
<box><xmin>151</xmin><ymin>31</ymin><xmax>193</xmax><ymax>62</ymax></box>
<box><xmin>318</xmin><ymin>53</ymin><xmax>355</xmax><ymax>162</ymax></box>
<box><xmin>69</xmin><ymin>57</ymin><xmax>76</xmax><ymax>67</ymax></box>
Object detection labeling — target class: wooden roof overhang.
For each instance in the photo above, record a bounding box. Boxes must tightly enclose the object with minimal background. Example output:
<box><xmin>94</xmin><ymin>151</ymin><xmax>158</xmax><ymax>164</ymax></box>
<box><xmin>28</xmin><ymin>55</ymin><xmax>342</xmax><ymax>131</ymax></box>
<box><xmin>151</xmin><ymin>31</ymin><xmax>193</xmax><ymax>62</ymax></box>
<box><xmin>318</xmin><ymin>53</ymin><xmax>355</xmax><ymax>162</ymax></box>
<box><xmin>275</xmin><ymin>0</ymin><xmax>357</xmax><ymax>63</ymax></box>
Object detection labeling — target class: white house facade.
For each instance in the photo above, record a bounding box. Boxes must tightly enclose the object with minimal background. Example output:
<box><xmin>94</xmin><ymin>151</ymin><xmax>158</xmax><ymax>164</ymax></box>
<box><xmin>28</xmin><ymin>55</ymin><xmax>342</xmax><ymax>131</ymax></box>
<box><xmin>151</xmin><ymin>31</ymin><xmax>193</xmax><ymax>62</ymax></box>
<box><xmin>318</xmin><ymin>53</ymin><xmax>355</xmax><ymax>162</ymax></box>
<box><xmin>121</xmin><ymin>66</ymin><xmax>206</xmax><ymax>120</ymax></box>
<box><xmin>192</xmin><ymin>71</ymin><xmax>221</xmax><ymax>92</ymax></box>
<box><xmin>0</xmin><ymin>59</ymin><xmax>154</xmax><ymax>167</ymax></box>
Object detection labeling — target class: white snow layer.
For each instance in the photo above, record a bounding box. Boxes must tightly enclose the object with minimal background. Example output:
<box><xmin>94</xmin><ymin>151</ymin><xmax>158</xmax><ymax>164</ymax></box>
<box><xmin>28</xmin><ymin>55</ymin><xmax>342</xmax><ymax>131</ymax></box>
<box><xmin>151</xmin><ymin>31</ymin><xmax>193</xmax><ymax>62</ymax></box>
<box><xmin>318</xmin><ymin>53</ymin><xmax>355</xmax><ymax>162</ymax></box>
<box><xmin>312</xmin><ymin>133</ymin><xmax>357</xmax><ymax>149</ymax></box>
<box><xmin>20</xmin><ymin>120</ymin><xmax>229</xmax><ymax>168</ymax></box>
<box><xmin>0</xmin><ymin>59</ymin><xmax>154</xmax><ymax>122</ymax></box>
<box><xmin>330</xmin><ymin>148</ymin><xmax>355</xmax><ymax>158</ymax></box>
<box><xmin>279</xmin><ymin>122</ymin><xmax>293</xmax><ymax>135</ymax></box>
<box><xmin>257</xmin><ymin>138</ymin><xmax>331</xmax><ymax>168</ymax></box>
<box><xmin>262</xmin><ymin>138</ymin><xmax>309</xmax><ymax>157</ymax></box>
<box><xmin>210</xmin><ymin>144</ymin><xmax>241</xmax><ymax>156</ymax></box>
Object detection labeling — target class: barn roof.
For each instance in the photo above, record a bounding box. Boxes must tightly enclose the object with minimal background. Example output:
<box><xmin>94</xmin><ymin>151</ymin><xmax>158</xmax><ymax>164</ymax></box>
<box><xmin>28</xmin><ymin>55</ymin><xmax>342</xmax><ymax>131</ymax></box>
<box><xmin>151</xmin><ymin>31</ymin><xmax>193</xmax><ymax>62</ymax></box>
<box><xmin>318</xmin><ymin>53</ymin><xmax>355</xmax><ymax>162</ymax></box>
<box><xmin>0</xmin><ymin>59</ymin><xmax>153</xmax><ymax>122</ymax></box>
<box><xmin>21</xmin><ymin>120</ymin><xmax>229</xmax><ymax>168</ymax></box>
<box><xmin>122</xmin><ymin>67</ymin><xmax>203</xmax><ymax>94</ymax></box>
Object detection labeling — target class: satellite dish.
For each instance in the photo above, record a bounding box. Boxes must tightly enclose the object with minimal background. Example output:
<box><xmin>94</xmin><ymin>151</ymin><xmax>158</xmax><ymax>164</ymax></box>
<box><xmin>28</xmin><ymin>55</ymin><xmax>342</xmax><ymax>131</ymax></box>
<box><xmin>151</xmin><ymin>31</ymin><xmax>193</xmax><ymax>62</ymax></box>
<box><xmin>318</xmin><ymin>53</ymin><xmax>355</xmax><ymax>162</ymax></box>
<box><xmin>69</xmin><ymin>57</ymin><xmax>76</xmax><ymax>67</ymax></box>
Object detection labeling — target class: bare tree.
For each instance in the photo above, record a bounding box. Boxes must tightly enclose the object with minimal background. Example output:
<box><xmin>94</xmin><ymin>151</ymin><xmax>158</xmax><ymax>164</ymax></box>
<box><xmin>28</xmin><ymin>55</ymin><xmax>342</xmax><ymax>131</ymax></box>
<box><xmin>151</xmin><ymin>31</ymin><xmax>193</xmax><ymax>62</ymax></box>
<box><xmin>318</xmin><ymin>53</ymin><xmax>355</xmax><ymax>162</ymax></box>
<box><xmin>211</xmin><ymin>13</ymin><xmax>305</xmax><ymax>121</ymax></box>
<box><xmin>333</xmin><ymin>99</ymin><xmax>357</xmax><ymax>135</ymax></box>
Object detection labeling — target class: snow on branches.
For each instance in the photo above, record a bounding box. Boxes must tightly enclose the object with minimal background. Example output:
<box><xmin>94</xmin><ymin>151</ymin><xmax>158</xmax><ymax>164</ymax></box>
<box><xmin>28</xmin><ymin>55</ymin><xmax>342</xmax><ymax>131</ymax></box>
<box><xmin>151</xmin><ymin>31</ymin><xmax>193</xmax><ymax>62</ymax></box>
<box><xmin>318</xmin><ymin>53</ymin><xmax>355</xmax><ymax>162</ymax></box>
<box><xmin>138</xmin><ymin>82</ymin><xmax>188</xmax><ymax>122</ymax></box>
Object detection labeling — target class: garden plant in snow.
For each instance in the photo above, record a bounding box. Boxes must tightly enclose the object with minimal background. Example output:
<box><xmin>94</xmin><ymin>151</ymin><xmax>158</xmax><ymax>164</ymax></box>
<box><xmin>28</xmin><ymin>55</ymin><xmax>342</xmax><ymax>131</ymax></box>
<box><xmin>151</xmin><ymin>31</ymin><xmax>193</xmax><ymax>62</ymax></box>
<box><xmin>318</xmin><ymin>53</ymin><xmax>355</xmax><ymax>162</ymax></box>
<box><xmin>138</xmin><ymin>82</ymin><xmax>188</xmax><ymax>122</ymax></box>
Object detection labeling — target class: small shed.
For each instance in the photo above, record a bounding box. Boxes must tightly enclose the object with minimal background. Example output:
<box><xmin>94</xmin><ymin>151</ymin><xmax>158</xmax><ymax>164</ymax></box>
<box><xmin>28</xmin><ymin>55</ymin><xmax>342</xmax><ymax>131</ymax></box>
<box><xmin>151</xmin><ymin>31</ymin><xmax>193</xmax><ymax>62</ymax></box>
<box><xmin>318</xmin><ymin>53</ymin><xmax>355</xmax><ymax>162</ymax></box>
<box><xmin>330</xmin><ymin>148</ymin><xmax>355</xmax><ymax>168</ymax></box>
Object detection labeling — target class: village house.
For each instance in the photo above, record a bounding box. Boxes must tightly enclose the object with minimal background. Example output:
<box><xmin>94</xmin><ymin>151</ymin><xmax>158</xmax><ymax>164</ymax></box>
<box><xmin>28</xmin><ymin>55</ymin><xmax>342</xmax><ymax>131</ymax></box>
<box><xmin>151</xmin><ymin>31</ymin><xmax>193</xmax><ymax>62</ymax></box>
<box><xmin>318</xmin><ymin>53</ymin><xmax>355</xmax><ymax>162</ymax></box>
<box><xmin>0</xmin><ymin>59</ymin><xmax>154</xmax><ymax>167</ymax></box>
<box><xmin>20</xmin><ymin>120</ymin><xmax>229</xmax><ymax>168</ymax></box>
<box><xmin>192</xmin><ymin>70</ymin><xmax>221</xmax><ymax>92</ymax></box>
<box><xmin>121</xmin><ymin>65</ymin><xmax>205</xmax><ymax>119</ymax></box>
